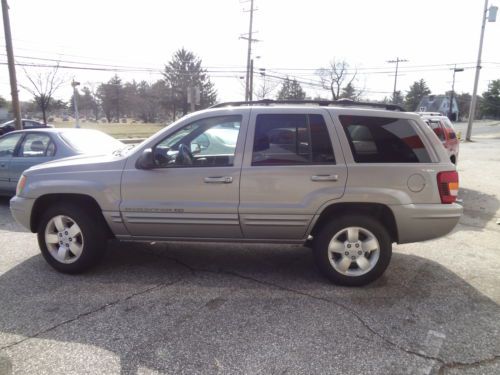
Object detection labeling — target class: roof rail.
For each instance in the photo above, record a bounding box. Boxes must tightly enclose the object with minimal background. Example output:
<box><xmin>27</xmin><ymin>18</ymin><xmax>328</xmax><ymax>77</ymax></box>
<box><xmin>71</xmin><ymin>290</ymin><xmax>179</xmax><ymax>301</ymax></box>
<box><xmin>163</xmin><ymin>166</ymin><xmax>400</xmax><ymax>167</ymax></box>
<box><xmin>210</xmin><ymin>99</ymin><xmax>406</xmax><ymax>112</ymax></box>
<box><xmin>417</xmin><ymin>112</ymin><xmax>444</xmax><ymax>116</ymax></box>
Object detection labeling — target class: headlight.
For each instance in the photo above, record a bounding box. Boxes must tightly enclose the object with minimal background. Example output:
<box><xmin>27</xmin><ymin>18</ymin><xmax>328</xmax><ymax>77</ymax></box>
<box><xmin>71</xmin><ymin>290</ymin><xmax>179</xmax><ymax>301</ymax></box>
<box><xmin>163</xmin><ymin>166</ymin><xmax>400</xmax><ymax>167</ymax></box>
<box><xmin>16</xmin><ymin>175</ymin><xmax>27</xmax><ymax>196</ymax></box>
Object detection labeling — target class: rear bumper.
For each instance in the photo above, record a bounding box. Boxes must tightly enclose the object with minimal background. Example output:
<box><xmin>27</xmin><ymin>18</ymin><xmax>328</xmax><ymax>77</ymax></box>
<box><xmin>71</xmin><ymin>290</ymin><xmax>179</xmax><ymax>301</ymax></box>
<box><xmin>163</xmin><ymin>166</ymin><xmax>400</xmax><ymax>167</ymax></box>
<box><xmin>391</xmin><ymin>203</ymin><xmax>463</xmax><ymax>244</ymax></box>
<box><xmin>10</xmin><ymin>196</ymin><xmax>35</xmax><ymax>232</ymax></box>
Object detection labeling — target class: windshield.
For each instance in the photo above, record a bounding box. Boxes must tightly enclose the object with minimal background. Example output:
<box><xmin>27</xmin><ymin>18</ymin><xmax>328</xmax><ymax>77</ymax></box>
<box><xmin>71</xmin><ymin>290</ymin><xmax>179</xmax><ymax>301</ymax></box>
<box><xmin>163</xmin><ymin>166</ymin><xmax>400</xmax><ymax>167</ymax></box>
<box><xmin>60</xmin><ymin>130</ymin><xmax>124</xmax><ymax>154</ymax></box>
<box><xmin>0</xmin><ymin>120</ymin><xmax>14</xmax><ymax>128</ymax></box>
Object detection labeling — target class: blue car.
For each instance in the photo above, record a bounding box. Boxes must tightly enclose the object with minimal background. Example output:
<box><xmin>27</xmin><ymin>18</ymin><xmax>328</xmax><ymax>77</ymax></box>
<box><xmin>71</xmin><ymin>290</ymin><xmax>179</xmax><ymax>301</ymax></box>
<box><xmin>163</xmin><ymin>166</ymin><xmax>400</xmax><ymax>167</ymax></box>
<box><xmin>0</xmin><ymin>128</ymin><xmax>124</xmax><ymax>196</ymax></box>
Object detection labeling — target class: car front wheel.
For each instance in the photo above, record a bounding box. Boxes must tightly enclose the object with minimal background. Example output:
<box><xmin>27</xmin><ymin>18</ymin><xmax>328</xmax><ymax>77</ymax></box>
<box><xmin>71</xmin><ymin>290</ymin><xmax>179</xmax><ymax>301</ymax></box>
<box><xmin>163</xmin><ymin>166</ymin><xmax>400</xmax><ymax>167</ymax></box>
<box><xmin>313</xmin><ymin>215</ymin><xmax>392</xmax><ymax>286</ymax></box>
<box><xmin>37</xmin><ymin>204</ymin><xmax>108</xmax><ymax>273</ymax></box>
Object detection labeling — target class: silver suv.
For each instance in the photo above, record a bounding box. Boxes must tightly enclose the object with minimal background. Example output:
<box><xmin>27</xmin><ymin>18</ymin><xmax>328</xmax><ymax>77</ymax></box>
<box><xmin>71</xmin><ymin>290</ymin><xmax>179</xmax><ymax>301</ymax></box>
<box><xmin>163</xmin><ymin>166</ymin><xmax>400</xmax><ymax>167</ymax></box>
<box><xmin>10</xmin><ymin>100</ymin><xmax>463</xmax><ymax>286</ymax></box>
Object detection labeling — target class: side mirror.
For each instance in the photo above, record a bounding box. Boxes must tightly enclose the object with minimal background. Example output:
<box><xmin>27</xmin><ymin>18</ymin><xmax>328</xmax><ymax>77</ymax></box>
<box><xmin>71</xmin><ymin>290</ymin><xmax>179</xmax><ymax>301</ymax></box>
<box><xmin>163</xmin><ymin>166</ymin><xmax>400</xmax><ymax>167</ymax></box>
<box><xmin>136</xmin><ymin>148</ymin><xmax>155</xmax><ymax>169</ymax></box>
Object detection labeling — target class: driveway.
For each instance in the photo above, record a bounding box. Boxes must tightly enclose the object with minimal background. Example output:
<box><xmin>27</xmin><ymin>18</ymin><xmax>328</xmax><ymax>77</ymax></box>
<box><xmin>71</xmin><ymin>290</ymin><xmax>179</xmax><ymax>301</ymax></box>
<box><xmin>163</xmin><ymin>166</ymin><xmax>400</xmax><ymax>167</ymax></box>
<box><xmin>0</xmin><ymin>138</ymin><xmax>499</xmax><ymax>375</ymax></box>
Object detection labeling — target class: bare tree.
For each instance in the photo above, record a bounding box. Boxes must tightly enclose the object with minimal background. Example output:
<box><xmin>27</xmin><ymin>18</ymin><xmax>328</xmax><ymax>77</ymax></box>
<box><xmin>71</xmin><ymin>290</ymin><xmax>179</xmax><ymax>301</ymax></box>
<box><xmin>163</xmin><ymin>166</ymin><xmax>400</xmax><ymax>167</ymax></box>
<box><xmin>21</xmin><ymin>64</ymin><xmax>65</xmax><ymax>124</ymax></box>
<box><xmin>254</xmin><ymin>74</ymin><xmax>278</xmax><ymax>100</ymax></box>
<box><xmin>317</xmin><ymin>60</ymin><xmax>357</xmax><ymax>101</ymax></box>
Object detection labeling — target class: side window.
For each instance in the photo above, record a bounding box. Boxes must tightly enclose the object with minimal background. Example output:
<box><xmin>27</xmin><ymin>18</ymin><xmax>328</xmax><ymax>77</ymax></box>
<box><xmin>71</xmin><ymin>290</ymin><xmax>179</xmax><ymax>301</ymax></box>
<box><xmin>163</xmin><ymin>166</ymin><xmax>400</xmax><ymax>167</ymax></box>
<box><xmin>252</xmin><ymin>114</ymin><xmax>335</xmax><ymax>166</ymax></box>
<box><xmin>154</xmin><ymin>115</ymin><xmax>241</xmax><ymax>168</ymax></box>
<box><xmin>18</xmin><ymin>134</ymin><xmax>54</xmax><ymax>157</ymax></box>
<box><xmin>427</xmin><ymin>120</ymin><xmax>446</xmax><ymax>141</ymax></box>
<box><xmin>0</xmin><ymin>133</ymin><xmax>23</xmax><ymax>157</ymax></box>
<box><xmin>340</xmin><ymin>115</ymin><xmax>431</xmax><ymax>163</ymax></box>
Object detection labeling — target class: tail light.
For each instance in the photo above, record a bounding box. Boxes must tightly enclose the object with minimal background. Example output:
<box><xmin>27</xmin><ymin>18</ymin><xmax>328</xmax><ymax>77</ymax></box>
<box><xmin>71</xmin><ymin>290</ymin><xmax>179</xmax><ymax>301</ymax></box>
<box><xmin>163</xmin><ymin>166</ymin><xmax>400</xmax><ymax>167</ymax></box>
<box><xmin>437</xmin><ymin>171</ymin><xmax>459</xmax><ymax>204</ymax></box>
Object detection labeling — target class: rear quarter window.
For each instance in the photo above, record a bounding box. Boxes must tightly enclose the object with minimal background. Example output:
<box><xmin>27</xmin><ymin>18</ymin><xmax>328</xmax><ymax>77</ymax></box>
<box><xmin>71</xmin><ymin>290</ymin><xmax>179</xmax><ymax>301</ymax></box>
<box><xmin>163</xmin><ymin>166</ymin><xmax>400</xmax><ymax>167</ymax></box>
<box><xmin>339</xmin><ymin>115</ymin><xmax>431</xmax><ymax>163</ymax></box>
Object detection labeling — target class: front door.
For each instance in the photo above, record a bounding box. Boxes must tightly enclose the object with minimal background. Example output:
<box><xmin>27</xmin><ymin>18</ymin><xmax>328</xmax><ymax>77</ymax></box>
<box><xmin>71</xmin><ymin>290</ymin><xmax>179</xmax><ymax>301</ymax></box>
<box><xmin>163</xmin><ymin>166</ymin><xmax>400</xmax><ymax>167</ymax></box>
<box><xmin>9</xmin><ymin>132</ymin><xmax>57</xmax><ymax>189</ymax></box>
<box><xmin>120</xmin><ymin>112</ymin><xmax>248</xmax><ymax>239</ymax></box>
<box><xmin>239</xmin><ymin>109</ymin><xmax>348</xmax><ymax>239</ymax></box>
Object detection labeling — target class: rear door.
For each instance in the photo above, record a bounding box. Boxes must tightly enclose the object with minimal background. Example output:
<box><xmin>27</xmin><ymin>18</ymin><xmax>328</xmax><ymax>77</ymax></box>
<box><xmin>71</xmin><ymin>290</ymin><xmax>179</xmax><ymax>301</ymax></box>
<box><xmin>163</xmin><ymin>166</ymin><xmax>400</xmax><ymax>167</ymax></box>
<box><xmin>0</xmin><ymin>133</ymin><xmax>23</xmax><ymax>193</ymax></box>
<box><xmin>239</xmin><ymin>108</ymin><xmax>347</xmax><ymax>240</ymax></box>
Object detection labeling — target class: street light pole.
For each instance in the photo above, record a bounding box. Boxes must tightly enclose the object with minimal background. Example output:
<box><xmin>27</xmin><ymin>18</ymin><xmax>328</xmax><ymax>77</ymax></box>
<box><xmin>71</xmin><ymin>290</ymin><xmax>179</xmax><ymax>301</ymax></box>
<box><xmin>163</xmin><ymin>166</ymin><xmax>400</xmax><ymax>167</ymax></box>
<box><xmin>1</xmin><ymin>0</ymin><xmax>22</xmax><ymax>130</ymax></box>
<box><xmin>71</xmin><ymin>80</ymin><xmax>80</xmax><ymax>128</ymax></box>
<box><xmin>449</xmin><ymin>66</ymin><xmax>464</xmax><ymax>120</ymax></box>
<box><xmin>466</xmin><ymin>0</ymin><xmax>496</xmax><ymax>141</ymax></box>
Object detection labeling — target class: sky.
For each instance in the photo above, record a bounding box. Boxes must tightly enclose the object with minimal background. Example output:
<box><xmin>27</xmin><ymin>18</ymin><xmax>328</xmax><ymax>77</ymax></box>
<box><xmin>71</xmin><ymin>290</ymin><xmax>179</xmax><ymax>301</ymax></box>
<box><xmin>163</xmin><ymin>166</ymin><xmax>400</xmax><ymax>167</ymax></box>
<box><xmin>1</xmin><ymin>0</ymin><xmax>500</xmax><ymax>104</ymax></box>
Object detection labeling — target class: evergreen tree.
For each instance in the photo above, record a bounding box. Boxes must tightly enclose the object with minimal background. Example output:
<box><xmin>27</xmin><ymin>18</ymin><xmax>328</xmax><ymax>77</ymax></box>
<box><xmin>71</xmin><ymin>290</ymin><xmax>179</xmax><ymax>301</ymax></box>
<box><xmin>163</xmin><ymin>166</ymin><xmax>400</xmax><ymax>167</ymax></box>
<box><xmin>391</xmin><ymin>90</ymin><xmax>405</xmax><ymax>106</ymax></box>
<box><xmin>480</xmin><ymin>79</ymin><xmax>500</xmax><ymax>119</ymax></box>
<box><xmin>97</xmin><ymin>75</ymin><xmax>124</xmax><ymax>122</ymax></box>
<box><xmin>69</xmin><ymin>87</ymin><xmax>99</xmax><ymax>120</ymax></box>
<box><xmin>340</xmin><ymin>82</ymin><xmax>357</xmax><ymax>100</ymax></box>
<box><xmin>163</xmin><ymin>48</ymin><xmax>217</xmax><ymax>118</ymax></box>
<box><xmin>276</xmin><ymin>77</ymin><xmax>306</xmax><ymax>100</ymax></box>
<box><xmin>404</xmin><ymin>79</ymin><xmax>431</xmax><ymax>111</ymax></box>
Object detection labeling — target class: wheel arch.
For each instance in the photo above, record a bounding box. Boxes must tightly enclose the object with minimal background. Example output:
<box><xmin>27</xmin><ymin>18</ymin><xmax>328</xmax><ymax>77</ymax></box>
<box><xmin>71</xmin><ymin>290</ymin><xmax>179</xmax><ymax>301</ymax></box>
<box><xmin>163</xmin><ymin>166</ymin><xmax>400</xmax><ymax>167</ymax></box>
<box><xmin>30</xmin><ymin>193</ymin><xmax>114</xmax><ymax>238</ymax></box>
<box><xmin>309</xmin><ymin>202</ymin><xmax>398</xmax><ymax>243</ymax></box>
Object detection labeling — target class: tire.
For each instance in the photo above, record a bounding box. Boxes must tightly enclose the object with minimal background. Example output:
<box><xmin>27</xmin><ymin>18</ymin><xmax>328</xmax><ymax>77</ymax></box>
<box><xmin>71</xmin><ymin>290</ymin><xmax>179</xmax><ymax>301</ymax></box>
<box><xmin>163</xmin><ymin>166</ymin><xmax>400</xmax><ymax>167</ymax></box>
<box><xmin>37</xmin><ymin>203</ymin><xmax>108</xmax><ymax>274</ymax></box>
<box><xmin>313</xmin><ymin>215</ymin><xmax>392</xmax><ymax>286</ymax></box>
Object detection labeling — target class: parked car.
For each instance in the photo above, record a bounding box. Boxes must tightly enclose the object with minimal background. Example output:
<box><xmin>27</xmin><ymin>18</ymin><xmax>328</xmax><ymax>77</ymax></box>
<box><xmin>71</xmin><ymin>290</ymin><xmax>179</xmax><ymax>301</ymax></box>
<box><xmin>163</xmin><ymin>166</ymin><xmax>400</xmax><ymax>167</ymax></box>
<box><xmin>418</xmin><ymin>112</ymin><xmax>460</xmax><ymax>164</ymax></box>
<box><xmin>10</xmin><ymin>100</ymin><xmax>462</xmax><ymax>286</ymax></box>
<box><xmin>0</xmin><ymin>119</ymin><xmax>54</xmax><ymax>136</ymax></box>
<box><xmin>0</xmin><ymin>129</ymin><xmax>124</xmax><ymax>196</ymax></box>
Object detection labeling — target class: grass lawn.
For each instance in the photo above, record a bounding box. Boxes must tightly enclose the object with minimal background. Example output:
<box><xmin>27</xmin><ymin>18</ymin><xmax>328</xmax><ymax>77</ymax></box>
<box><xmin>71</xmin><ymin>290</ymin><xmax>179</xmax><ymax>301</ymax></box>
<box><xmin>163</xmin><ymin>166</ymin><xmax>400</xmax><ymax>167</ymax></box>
<box><xmin>52</xmin><ymin>121</ymin><xmax>166</xmax><ymax>139</ymax></box>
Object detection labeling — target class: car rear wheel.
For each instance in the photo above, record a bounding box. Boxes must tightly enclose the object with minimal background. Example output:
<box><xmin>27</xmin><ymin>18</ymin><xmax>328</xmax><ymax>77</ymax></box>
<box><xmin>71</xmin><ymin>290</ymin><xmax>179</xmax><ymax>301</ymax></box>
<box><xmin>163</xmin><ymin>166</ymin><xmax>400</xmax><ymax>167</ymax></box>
<box><xmin>313</xmin><ymin>215</ymin><xmax>392</xmax><ymax>286</ymax></box>
<box><xmin>37</xmin><ymin>203</ymin><xmax>108</xmax><ymax>273</ymax></box>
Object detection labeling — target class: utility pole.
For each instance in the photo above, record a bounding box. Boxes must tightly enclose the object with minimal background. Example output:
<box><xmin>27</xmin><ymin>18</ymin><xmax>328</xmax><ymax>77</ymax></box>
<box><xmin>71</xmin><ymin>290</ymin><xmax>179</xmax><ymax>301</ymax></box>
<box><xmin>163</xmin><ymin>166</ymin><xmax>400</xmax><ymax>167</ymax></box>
<box><xmin>243</xmin><ymin>0</ymin><xmax>255</xmax><ymax>101</ymax></box>
<box><xmin>387</xmin><ymin>57</ymin><xmax>408</xmax><ymax>103</ymax></box>
<box><xmin>249</xmin><ymin>59</ymin><xmax>254</xmax><ymax>101</ymax></box>
<box><xmin>466</xmin><ymin>0</ymin><xmax>497</xmax><ymax>141</ymax></box>
<box><xmin>1</xmin><ymin>0</ymin><xmax>22</xmax><ymax>130</ymax></box>
<box><xmin>71</xmin><ymin>80</ymin><xmax>80</xmax><ymax>128</ymax></box>
<box><xmin>448</xmin><ymin>66</ymin><xmax>464</xmax><ymax>120</ymax></box>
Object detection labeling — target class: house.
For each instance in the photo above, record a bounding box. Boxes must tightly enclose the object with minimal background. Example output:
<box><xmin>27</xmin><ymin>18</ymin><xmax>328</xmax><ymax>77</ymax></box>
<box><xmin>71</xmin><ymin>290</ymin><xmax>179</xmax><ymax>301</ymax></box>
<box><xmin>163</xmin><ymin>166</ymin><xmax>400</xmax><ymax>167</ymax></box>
<box><xmin>417</xmin><ymin>95</ymin><xmax>459</xmax><ymax>121</ymax></box>
<box><xmin>0</xmin><ymin>108</ymin><xmax>9</xmax><ymax>123</ymax></box>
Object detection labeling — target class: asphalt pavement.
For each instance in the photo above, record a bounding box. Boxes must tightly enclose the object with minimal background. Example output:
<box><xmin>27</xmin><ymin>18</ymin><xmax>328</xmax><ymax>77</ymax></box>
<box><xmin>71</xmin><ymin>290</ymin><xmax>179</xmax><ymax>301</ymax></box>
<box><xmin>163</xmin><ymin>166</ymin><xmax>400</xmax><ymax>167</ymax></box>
<box><xmin>0</xmin><ymin>130</ymin><xmax>499</xmax><ymax>375</ymax></box>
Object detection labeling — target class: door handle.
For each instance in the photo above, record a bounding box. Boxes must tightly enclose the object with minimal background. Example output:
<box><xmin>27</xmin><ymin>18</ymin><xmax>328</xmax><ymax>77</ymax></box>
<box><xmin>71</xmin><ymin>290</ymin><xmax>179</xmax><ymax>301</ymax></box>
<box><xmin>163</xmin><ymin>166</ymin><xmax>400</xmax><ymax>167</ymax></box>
<box><xmin>311</xmin><ymin>174</ymin><xmax>339</xmax><ymax>182</ymax></box>
<box><xmin>204</xmin><ymin>176</ymin><xmax>233</xmax><ymax>184</ymax></box>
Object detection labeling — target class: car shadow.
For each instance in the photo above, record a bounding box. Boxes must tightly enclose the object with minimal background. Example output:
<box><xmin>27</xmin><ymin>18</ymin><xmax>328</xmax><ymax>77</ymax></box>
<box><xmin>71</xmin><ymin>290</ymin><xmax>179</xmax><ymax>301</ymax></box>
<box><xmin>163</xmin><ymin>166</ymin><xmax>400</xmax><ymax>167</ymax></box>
<box><xmin>0</xmin><ymin>241</ymin><xmax>499</xmax><ymax>374</ymax></box>
<box><xmin>458</xmin><ymin>187</ymin><xmax>500</xmax><ymax>231</ymax></box>
<box><xmin>0</xmin><ymin>197</ymin><xmax>28</xmax><ymax>233</ymax></box>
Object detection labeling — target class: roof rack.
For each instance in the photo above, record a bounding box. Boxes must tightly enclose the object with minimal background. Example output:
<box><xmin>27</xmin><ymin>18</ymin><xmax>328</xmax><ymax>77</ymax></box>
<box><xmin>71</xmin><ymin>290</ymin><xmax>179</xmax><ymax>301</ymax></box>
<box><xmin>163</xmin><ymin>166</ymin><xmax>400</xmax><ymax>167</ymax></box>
<box><xmin>210</xmin><ymin>99</ymin><xmax>405</xmax><ymax>112</ymax></box>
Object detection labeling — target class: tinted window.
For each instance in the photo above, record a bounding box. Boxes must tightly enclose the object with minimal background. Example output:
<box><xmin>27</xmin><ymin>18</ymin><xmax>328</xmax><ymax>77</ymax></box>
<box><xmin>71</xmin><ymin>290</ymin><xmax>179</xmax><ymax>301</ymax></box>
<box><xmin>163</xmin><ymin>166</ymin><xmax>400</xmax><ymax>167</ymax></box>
<box><xmin>0</xmin><ymin>133</ymin><xmax>23</xmax><ymax>157</ymax></box>
<box><xmin>18</xmin><ymin>133</ymin><xmax>55</xmax><ymax>157</ymax></box>
<box><xmin>340</xmin><ymin>115</ymin><xmax>431</xmax><ymax>163</ymax></box>
<box><xmin>154</xmin><ymin>115</ymin><xmax>241</xmax><ymax>168</ymax></box>
<box><xmin>252</xmin><ymin>114</ymin><xmax>335</xmax><ymax>166</ymax></box>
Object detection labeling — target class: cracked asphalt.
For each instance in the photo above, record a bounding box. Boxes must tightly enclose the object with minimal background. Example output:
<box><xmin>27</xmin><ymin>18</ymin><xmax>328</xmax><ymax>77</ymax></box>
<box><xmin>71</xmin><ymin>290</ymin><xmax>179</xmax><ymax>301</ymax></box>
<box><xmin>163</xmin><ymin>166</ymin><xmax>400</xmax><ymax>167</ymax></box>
<box><xmin>1</xmin><ymin>134</ymin><xmax>499</xmax><ymax>375</ymax></box>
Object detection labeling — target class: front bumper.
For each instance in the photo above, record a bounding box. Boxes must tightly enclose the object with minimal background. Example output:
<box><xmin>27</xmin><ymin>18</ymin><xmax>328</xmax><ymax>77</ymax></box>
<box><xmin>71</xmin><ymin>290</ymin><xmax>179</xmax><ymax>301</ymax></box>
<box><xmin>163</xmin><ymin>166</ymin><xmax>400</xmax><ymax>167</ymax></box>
<box><xmin>10</xmin><ymin>196</ymin><xmax>36</xmax><ymax>232</ymax></box>
<box><xmin>391</xmin><ymin>203</ymin><xmax>463</xmax><ymax>244</ymax></box>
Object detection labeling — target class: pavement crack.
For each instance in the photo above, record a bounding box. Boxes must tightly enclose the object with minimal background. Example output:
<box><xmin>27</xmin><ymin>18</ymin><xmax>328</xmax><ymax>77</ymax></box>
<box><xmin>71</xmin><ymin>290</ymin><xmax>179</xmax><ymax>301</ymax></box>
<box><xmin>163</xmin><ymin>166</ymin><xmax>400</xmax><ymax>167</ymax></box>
<box><xmin>0</xmin><ymin>277</ymin><xmax>184</xmax><ymax>352</ymax></box>
<box><xmin>437</xmin><ymin>354</ymin><xmax>500</xmax><ymax>374</ymax></box>
<box><xmin>153</xmin><ymin>251</ymin><xmax>445</xmax><ymax>365</ymax></box>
